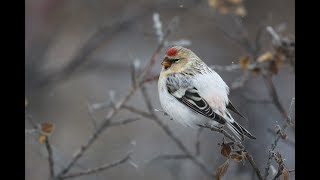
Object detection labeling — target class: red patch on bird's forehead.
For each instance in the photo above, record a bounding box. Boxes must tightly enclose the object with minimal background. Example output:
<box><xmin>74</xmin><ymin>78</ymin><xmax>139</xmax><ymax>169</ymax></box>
<box><xmin>166</xmin><ymin>47</ymin><xmax>178</xmax><ymax>56</ymax></box>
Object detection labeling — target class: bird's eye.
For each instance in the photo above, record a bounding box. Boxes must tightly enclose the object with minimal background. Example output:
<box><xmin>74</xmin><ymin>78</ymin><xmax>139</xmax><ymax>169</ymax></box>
<box><xmin>172</xmin><ymin>59</ymin><xmax>180</xmax><ymax>63</ymax></box>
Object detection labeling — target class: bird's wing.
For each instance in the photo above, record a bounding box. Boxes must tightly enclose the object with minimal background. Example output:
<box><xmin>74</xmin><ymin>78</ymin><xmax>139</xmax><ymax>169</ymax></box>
<box><xmin>166</xmin><ymin>73</ymin><xmax>226</xmax><ymax>124</ymax></box>
<box><xmin>226</xmin><ymin>101</ymin><xmax>247</xmax><ymax>119</ymax></box>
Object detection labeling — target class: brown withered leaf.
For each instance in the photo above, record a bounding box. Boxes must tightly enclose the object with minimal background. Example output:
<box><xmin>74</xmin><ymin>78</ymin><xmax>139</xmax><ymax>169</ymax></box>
<box><xmin>220</xmin><ymin>6</ymin><xmax>229</xmax><ymax>14</ymax></box>
<box><xmin>235</xmin><ymin>6</ymin><xmax>246</xmax><ymax>16</ymax></box>
<box><xmin>216</xmin><ymin>159</ymin><xmax>230</xmax><ymax>180</ymax></box>
<box><xmin>221</xmin><ymin>143</ymin><xmax>231</xmax><ymax>157</ymax></box>
<box><xmin>208</xmin><ymin>0</ymin><xmax>218</xmax><ymax>8</ymax></box>
<box><xmin>275</xmin><ymin>53</ymin><xmax>285</xmax><ymax>69</ymax></box>
<box><xmin>270</xmin><ymin>61</ymin><xmax>279</xmax><ymax>74</ymax></box>
<box><xmin>39</xmin><ymin>133</ymin><xmax>46</xmax><ymax>143</ymax></box>
<box><xmin>282</xmin><ymin>167</ymin><xmax>289</xmax><ymax>180</ymax></box>
<box><xmin>239</xmin><ymin>56</ymin><xmax>250</xmax><ymax>70</ymax></box>
<box><xmin>208</xmin><ymin>0</ymin><xmax>247</xmax><ymax>17</ymax></box>
<box><xmin>257</xmin><ymin>51</ymin><xmax>273</xmax><ymax>63</ymax></box>
<box><xmin>41</xmin><ymin>122</ymin><xmax>54</xmax><ymax>134</ymax></box>
<box><xmin>251</xmin><ymin>67</ymin><xmax>261</xmax><ymax>75</ymax></box>
<box><xmin>229</xmin><ymin>150</ymin><xmax>247</xmax><ymax>162</ymax></box>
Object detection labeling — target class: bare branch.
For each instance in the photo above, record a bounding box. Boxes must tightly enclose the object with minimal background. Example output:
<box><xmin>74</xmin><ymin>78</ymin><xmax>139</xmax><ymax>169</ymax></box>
<box><xmin>108</xmin><ymin>118</ymin><xmax>140</xmax><ymax>127</ymax></box>
<box><xmin>267</xmin><ymin>128</ymin><xmax>294</xmax><ymax>147</ymax></box>
<box><xmin>195</xmin><ymin>128</ymin><xmax>203</xmax><ymax>156</ymax></box>
<box><xmin>55</xmin><ymin>119</ymin><xmax>112</xmax><ymax>179</ymax></box>
<box><xmin>141</xmin><ymin>74</ymin><xmax>159</xmax><ymax>84</ymax></box>
<box><xmin>263</xmin><ymin>75</ymin><xmax>289</xmax><ymax>122</ymax></box>
<box><xmin>266</xmin><ymin>26</ymin><xmax>281</xmax><ymax>46</ymax></box>
<box><xmin>264</xmin><ymin>98</ymin><xmax>295</xmax><ymax>179</ymax></box>
<box><xmin>246</xmin><ymin>151</ymin><xmax>264</xmax><ymax>180</ymax></box>
<box><xmin>151</xmin><ymin>123</ymin><xmax>214</xmax><ymax>177</ymax></box>
<box><xmin>25</xmin><ymin>114</ymin><xmax>38</xmax><ymax>129</ymax></box>
<box><xmin>62</xmin><ymin>152</ymin><xmax>131</xmax><ymax>179</ymax></box>
<box><xmin>25</xmin><ymin>128</ymin><xmax>37</xmax><ymax>135</ymax></box>
<box><xmin>87</xmin><ymin>103</ymin><xmax>98</xmax><ymax>130</ymax></box>
<box><xmin>210</xmin><ymin>64</ymin><xmax>242</xmax><ymax>72</ymax></box>
<box><xmin>122</xmin><ymin>105</ymin><xmax>154</xmax><ymax>119</ymax></box>
<box><xmin>151</xmin><ymin>154</ymin><xmax>190</xmax><ymax>161</ymax></box>
<box><xmin>45</xmin><ymin>137</ymin><xmax>55</xmax><ymax>178</ymax></box>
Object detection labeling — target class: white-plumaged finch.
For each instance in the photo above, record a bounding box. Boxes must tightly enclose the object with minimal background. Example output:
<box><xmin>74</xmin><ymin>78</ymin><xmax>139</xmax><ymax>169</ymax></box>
<box><xmin>158</xmin><ymin>46</ymin><xmax>256</xmax><ymax>141</ymax></box>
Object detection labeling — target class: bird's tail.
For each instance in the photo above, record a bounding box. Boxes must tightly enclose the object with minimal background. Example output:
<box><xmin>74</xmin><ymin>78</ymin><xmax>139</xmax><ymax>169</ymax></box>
<box><xmin>226</xmin><ymin>119</ymin><xmax>256</xmax><ymax>141</ymax></box>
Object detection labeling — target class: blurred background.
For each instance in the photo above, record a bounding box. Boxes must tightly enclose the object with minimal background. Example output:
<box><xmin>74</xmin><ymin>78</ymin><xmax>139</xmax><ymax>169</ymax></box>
<box><xmin>25</xmin><ymin>0</ymin><xmax>295</xmax><ymax>179</ymax></box>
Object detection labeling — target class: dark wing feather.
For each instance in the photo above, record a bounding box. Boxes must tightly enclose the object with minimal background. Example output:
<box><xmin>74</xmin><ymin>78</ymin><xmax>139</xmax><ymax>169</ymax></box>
<box><xmin>226</xmin><ymin>101</ymin><xmax>247</xmax><ymax>119</ymax></box>
<box><xmin>166</xmin><ymin>74</ymin><xmax>225</xmax><ymax>124</ymax></box>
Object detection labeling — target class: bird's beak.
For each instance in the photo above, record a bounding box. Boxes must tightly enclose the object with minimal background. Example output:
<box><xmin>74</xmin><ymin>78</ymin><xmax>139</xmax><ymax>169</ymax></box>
<box><xmin>161</xmin><ymin>57</ymin><xmax>172</xmax><ymax>68</ymax></box>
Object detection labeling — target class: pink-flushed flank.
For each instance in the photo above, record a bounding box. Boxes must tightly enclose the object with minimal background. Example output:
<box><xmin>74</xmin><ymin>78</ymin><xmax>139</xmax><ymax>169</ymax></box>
<box><xmin>166</xmin><ymin>47</ymin><xmax>178</xmax><ymax>56</ymax></box>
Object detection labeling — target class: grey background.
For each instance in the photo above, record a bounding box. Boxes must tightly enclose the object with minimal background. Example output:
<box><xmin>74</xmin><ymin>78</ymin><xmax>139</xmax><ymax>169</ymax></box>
<box><xmin>25</xmin><ymin>0</ymin><xmax>295</xmax><ymax>179</ymax></box>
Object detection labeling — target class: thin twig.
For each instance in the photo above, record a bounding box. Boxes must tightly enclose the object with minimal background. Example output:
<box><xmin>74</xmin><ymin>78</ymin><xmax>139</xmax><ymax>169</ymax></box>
<box><xmin>195</xmin><ymin>128</ymin><xmax>203</xmax><ymax>156</ymax></box>
<box><xmin>122</xmin><ymin>105</ymin><xmax>154</xmax><ymax>119</ymax></box>
<box><xmin>45</xmin><ymin>137</ymin><xmax>55</xmax><ymax>178</ymax></box>
<box><xmin>62</xmin><ymin>153</ymin><xmax>131</xmax><ymax>179</ymax></box>
<box><xmin>151</xmin><ymin>154</ymin><xmax>190</xmax><ymax>161</ymax></box>
<box><xmin>25</xmin><ymin>128</ymin><xmax>37</xmax><ymax>134</ymax></box>
<box><xmin>264</xmin><ymin>98</ymin><xmax>295</xmax><ymax>179</ymax></box>
<box><xmin>25</xmin><ymin>114</ymin><xmax>38</xmax><ymax>129</ymax></box>
<box><xmin>263</xmin><ymin>74</ymin><xmax>289</xmax><ymax>121</ymax></box>
<box><xmin>246</xmin><ymin>151</ymin><xmax>264</xmax><ymax>180</ymax></box>
<box><xmin>267</xmin><ymin>128</ymin><xmax>294</xmax><ymax>147</ymax></box>
<box><xmin>210</xmin><ymin>64</ymin><xmax>242</xmax><ymax>72</ymax></box>
<box><xmin>54</xmin><ymin>118</ymin><xmax>112</xmax><ymax>179</ymax></box>
<box><xmin>108</xmin><ymin>118</ymin><xmax>140</xmax><ymax>127</ymax></box>
<box><xmin>55</xmin><ymin>85</ymin><xmax>139</xmax><ymax>179</ymax></box>
<box><xmin>141</xmin><ymin>74</ymin><xmax>159</xmax><ymax>84</ymax></box>
<box><xmin>87</xmin><ymin>104</ymin><xmax>98</xmax><ymax>130</ymax></box>
<box><xmin>152</xmin><ymin>117</ymin><xmax>215</xmax><ymax>178</ymax></box>
<box><xmin>272</xmin><ymin>169</ymin><xmax>282</xmax><ymax>180</ymax></box>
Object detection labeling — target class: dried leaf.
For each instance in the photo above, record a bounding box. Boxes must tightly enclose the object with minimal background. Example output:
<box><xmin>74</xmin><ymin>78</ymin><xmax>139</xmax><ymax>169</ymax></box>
<box><xmin>251</xmin><ymin>67</ymin><xmax>261</xmax><ymax>75</ymax></box>
<box><xmin>239</xmin><ymin>56</ymin><xmax>250</xmax><ymax>70</ymax></box>
<box><xmin>270</xmin><ymin>61</ymin><xmax>279</xmax><ymax>74</ymax></box>
<box><xmin>282</xmin><ymin>167</ymin><xmax>289</xmax><ymax>180</ymax></box>
<box><xmin>275</xmin><ymin>54</ymin><xmax>285</xmax><ymax>69</ymax></box>
<box><xmin>257</xmin><ymin>51</ymin><xmax>273</xmax><ymax>63</ymax></box>
<box><xmin>208</xmin><ymin>0</ymin><xmax>219</xmax><ymax>8</ymax></box>
<box><xmin>220</xmin><ymin>6</ymin><xmax>229</xmax><ymax>14</ymax></box>
<box><xmin>235</xmin><ymin>6</ymin><xmax>246</xmax><ymax>16</ymax></box>
<box><xmin>39</xmin><ymin>133</ymin><xmax>46</xmax><ymax>143</ymax></box>
<box><xmin>229</xmin><ymin>151</ymin><xmax>247</xmax><ymax>162</ymax></box>
<box><xmin>216</xmin><ymin>159</ymin><xmax>230</xmax><ymax>180</ymax></box>
<box><xmin>221</xmin><ymin>143</ymin><xmax>231</xmax><ymax>157</ymax></box>
<box><xmin>41</xmin><ymin>122</ymin><xmax>54</xmax><ymax>134</ymax></box>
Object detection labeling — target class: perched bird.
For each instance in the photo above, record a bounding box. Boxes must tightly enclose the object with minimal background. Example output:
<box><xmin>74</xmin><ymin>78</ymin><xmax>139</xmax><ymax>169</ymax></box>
<box><xmin>158</xmin><ymin>46</ymin><xmax>256</xmax><ymax>141</ymax></box>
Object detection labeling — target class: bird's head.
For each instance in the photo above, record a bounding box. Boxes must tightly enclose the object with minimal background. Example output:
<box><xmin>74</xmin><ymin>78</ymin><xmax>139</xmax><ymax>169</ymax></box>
<box><xmin>161</xmin><ymin>46</ymin><xmax>196</xmax><ymax>74</ymax></box>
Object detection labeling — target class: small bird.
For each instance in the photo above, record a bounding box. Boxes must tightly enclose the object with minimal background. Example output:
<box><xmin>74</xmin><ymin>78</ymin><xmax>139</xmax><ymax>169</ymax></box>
<box><xmin>158</xmin><ymin>46</ymin><xmax>256</xmax><ymax>141</ymax></box>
